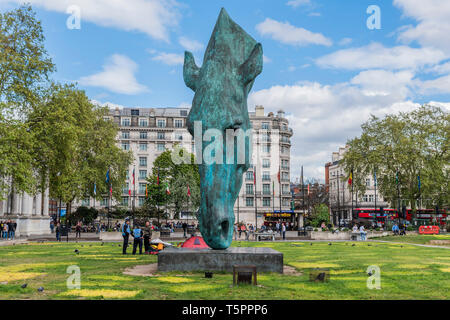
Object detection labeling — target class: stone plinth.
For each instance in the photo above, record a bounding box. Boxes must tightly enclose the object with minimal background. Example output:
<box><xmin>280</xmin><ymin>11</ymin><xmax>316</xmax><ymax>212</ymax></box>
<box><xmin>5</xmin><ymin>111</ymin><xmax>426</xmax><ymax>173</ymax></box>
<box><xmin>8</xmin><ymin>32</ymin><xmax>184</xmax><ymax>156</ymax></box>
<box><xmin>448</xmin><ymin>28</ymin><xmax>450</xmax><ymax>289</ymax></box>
<box><xmin>158</xmin><ymin>247</ymin><xmax>283</xmax><ymax>273</ymax></box>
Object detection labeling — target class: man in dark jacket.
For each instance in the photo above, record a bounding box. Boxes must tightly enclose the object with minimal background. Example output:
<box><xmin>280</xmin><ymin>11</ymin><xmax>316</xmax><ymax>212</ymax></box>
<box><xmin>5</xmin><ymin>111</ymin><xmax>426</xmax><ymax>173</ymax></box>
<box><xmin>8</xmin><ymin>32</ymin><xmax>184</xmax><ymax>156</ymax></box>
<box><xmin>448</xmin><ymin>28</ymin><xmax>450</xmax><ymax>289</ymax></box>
<box><xmin>142</xmin><ymin>221</ymin><xmax>152</xmax><ymax>253</ymax></box>
<box><xmin>121</xmin><ymin>219</ymin><xmax>131</xmax><ymax>254</ymax></box>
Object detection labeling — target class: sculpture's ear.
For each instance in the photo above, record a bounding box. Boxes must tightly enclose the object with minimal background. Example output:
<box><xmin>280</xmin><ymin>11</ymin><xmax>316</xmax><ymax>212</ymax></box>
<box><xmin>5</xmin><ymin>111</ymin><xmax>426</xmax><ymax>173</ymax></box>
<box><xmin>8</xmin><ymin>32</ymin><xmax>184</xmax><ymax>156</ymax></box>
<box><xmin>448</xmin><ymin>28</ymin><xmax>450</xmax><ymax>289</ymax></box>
<box><xmin>183</xmin><ymin>51</ymin><xmax>200</xmax><ymax>92</ymax></box>
<box><xmin>240</xmin><ymin>43</ymin><xmax>263</xmax><ymax>86</ymax></box>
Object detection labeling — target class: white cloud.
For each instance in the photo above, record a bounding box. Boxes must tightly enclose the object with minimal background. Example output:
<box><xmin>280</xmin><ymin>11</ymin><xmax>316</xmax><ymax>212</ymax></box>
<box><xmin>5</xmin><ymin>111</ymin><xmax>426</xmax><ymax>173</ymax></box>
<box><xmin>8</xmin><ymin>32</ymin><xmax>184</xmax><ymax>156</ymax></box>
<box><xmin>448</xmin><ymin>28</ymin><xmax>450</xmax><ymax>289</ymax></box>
<box><xmin>338</xmin><ymin>37</ymin><xmax>352</xmax><ymax>46</ymax></box>
<box><xmin>3</xmin><ymin>0</ymin><xmax>180</xmax><ymax>42</ymax></box>
<box><xmin>286</xmin><ymin>0</ymin><xmax>311</xmax><ymax>8</ymax></box>
<box><xmin>179</xmin><ymin>37</ymin><xmax>204</xmax><ymax>52</ymax></box>
<box><xmin>316</xmin><ymin>42</ymin><xmax>446</xmax><ymax>70</ymax></box>
<box><xmin>263</xmin><ymin>55</ymin><xmax>272</xmax><ymax>64</ymax></box>
<box><xmin>91</xmin><ymin>100</ymin><xmax>128</xmax><ymax>110</ymax></box>
<box><xmin>420</xmin><ymin>74</ymin><xmax>450</xmax><ymax>94</ymax></box>
<box><xmin>394</xmin><ymin>0</ymin><xmax>450</xmax><ymax>51</ymax></box>
<box><xmin>151</xmin><ymin>52</ymin><xmax>184</xmax><ymax>65</ymax></box>
<box><xmin>79</xmin><ymin>54</ymin><xmax>148</xmax><ymax>95</ymax></box>
<box><xmin>248</xmin><ymin>79</ymin><xmax>428</xmax><ymax>181</ymax></box>
<box><xmin>256</xmin><ymin>18</ymin><xmax>332</xmax><ymax>47</ymax></box>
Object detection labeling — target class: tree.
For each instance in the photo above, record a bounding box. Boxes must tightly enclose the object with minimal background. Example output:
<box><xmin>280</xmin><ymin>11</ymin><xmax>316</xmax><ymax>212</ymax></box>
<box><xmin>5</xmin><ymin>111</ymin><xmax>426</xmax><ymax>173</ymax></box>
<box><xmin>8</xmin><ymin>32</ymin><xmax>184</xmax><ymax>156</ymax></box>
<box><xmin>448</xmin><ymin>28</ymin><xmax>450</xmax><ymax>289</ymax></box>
<box><xmin>69</xmin><ymin>206</ymin><xmax>98</xmax><ymax>225</ymax></box>
<box><xmin>27</xmin><ymin>84</ymin><xmax>133</xmax><ymax>216</ymax></box>
<box><xmin>0</xmin><ymin>5</ymin><xmax>55</xmax><ymax>199</ymax></box>
<box><xmin>342</xmin><ymin>105</ymin><xmax>449</xmax><ymax>219</ymax></box>
<box><xmin>308</xmin><ymin>204</ymin><xmax>330</xmax><ymax>227</ymax></box>
<box><xmin>142</xmin><ymin>147</ymin><xmax>200</xmax><ymax>223</ymax></box>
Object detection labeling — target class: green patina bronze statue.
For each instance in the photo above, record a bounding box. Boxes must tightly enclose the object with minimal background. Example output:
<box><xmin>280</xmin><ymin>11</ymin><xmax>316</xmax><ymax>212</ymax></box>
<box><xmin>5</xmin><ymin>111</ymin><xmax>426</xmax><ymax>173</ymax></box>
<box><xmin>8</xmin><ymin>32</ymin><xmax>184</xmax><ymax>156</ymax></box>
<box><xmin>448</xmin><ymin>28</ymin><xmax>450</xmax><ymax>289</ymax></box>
<box><xmin>183</xmin><ymin>8</ymin><xmax>263</xmax><ymax>249</ymax></box>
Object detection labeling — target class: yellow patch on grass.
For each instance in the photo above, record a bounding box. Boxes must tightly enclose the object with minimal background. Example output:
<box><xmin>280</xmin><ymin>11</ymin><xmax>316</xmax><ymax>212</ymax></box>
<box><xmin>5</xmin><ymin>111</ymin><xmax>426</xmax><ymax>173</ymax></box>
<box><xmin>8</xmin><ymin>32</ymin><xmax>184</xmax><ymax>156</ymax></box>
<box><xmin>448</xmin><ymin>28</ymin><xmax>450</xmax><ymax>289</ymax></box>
<box><xmin>156</xmin><ymin>276</ymin><xmax>194</xmax><ymax>283</ymax></box>
<box><xmin>59</xmin><ymin>289</ymin><xmax>141</xmax><ymax>298</ymax></box>
<box><xmin>0</xmin><ymin>272</ymin><xmax>45</xmax><ymax>282</ymax></box>
<box><xmin>290</xmin><ymin>262</ymin><xmax>340</xmax><ymax>269</ymax></box>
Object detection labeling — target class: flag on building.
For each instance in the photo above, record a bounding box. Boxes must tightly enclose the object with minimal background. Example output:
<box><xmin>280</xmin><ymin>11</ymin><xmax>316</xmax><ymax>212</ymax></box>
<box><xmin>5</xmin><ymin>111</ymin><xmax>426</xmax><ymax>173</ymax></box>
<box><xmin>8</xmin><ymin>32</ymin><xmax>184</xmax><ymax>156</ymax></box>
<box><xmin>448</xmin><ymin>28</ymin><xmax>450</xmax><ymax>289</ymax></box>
<box><xmin>145</xmin><ymin>184</ymin><xmax>148</xmax><ymax>197</ymax></box>
<box><xmin>94</xmin><ymin>183</ymin><xmax>97</xmax><ymax>196</ymax></box>
<box><xmin>187</xmin><ymin>184</ymin><xmax>191</xmax><ymax>197</ymax></box>
<box><xmin>348</xmin><ymin>171</ymin><xmax>353</xmax><ymax>185</ymax></box>
<box><xmin>373</xmin><ymin>169</ymin><xmax>377</xmax><ymax>187</ymax></box>
<box><xmin>132</xmin><ymin>168</ymin><xmax>135</xmax><ymax>186</ymax></box>
<box><xmin>253</xmin><ymin>170</ymin><xmax>256</xmax><ymax>185</ymax></box>
<box><xmin>166</xmin><ymin>182</ymin><xmax>170</xmax><ymax>195</ymax></box>
<box><xmin>157</xmin><ymin>168</ymin><xmax>160</xmax><ymax>185</ymax></box>
<box><xmin>307</xmin><ymin>184</ymin><xmax>310</xmax><ymax>195</ymax></box>
<box><xmin>272</xmin><ymin>181</ymin><xmax>275</xmax><ymax>196</ymax></box>
<box><xmin>417</xmin><ymin>175</ymin><xmax>421</xmax><ymax>192</ymax></box>
<box><xmin>109</xmin><ymin>185</ymin><xmax>112</xmax><ymax>196</ymax></box>
<box><xmin>128</xmin><ymin>188</ymin><xmax>131</xmax><ymax>196</ymax></box>
<box><xmin>106</xmin><ymin>169</ymin><xmax>110</xmax><ymax>184</ymax></box>
<box><xmin>277</xmin><ymin>170</ymin><xmax>280</xmax><ymax>183</ymax></box>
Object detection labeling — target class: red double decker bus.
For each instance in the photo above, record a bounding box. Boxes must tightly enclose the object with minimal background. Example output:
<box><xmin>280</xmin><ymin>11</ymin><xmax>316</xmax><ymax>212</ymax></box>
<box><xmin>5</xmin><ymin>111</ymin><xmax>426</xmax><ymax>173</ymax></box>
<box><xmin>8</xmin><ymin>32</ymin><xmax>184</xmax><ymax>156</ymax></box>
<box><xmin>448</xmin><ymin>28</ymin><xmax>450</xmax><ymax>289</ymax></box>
<box><xmin>353</xmin><ymin>208</ymin><xmax>398</xmax><ymax>226</ymax></box>
<box><xmin>406</xmin><ymin>209</ymin><xmax>447</xmax><ymax>227</ymax></box>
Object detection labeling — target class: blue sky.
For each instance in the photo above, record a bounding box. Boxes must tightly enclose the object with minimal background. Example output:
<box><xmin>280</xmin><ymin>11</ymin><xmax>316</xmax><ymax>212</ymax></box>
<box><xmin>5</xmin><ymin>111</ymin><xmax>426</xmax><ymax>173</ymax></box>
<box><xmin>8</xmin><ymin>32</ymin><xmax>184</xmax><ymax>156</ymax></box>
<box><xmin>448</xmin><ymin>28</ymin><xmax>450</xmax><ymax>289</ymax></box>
<box><xmin>1</xmin><ymin>0</ymin><xmax>449</xmax><ymax>181</ymax></box>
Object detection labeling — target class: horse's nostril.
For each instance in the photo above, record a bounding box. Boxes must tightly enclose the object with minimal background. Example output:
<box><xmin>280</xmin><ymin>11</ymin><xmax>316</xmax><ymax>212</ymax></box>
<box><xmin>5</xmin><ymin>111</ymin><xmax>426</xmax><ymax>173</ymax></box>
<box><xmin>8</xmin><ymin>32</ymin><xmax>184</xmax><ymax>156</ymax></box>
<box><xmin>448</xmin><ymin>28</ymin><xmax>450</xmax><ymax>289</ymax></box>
<box><xmin>220</xmin><ymin>220</ymin><xmax>229</xmax><ymax>238</ymax></box>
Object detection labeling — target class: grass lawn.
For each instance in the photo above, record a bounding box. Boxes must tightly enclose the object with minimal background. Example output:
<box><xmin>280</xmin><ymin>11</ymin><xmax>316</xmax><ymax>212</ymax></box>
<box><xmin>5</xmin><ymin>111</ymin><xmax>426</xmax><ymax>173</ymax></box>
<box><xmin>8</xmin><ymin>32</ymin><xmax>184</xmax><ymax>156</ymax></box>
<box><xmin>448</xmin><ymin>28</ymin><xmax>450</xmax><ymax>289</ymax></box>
<box><xmin>0</xmin><ymin>239</ymin><xmax>449</xmax><ymax>300</ymax></box>
<box><xmin>372</xmin><ymin>234</ymin><xmax>450</xmax><ymax>245</ymax></box>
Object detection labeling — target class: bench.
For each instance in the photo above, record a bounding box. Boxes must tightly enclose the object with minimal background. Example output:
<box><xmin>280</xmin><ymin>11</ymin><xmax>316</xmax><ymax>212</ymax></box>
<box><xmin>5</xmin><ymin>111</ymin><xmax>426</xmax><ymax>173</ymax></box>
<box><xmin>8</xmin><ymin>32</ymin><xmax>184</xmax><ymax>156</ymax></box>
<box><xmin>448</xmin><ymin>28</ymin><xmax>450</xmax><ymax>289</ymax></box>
<box><xmin>254</xmin><ymin>232</ymin><xmax>275</xmax><ymax>241</ymax></box>
<box><xmin>233</xmin><ymin>265</ymin><xmax>257</xmax><ymax>286</ymax></box>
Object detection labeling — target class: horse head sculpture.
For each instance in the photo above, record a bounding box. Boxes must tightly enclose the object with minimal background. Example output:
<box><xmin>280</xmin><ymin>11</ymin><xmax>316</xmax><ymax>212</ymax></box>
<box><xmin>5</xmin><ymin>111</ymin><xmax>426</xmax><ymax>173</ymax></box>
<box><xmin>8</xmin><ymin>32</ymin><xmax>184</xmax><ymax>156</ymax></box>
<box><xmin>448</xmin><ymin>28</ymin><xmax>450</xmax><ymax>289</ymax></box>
<box><xmin>183</xmin><ymin>8</ymin><xmax>263</xmax><ymax>249</ymax></box>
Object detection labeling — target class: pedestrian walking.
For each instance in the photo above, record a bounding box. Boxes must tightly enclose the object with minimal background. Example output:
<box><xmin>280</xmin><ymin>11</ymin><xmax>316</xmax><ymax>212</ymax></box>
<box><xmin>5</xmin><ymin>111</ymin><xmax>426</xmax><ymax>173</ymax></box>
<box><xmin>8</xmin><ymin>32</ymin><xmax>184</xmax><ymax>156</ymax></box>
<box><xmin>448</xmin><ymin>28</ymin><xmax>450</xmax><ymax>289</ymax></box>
<box><xmin>121</xmin><ymin>219</ymin><xmax>132</xmax><ymax>254</ymax></box>
<box><xmin>55</xmin><ymin>222</ymin><xmax>61</xmax><ymax>241</ymax></box>
<box><xmin>182</xmin><ymin>222</ymin><xmax>187</xmax><ymax>238</ymax></box>
<box><xmin>359</xmin><ymin>225</ymin><xmax>366</xmax><ymax>241</ymax></box>
<box><xmin>282</xmin><ymin>223</ymin><xmax>286</xmax><ymax>240</ymax></box>
<box><xmin>75</xmin><ymin>221</ymin><xmax>82</xmax><ymax>239</ymax></box>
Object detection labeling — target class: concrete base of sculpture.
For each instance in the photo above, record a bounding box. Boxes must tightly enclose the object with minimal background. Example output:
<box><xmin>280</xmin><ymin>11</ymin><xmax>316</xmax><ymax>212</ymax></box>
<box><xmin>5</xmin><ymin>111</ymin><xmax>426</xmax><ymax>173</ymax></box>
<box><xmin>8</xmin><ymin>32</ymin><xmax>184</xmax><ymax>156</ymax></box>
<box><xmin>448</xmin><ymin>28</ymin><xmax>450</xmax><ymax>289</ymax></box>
<box><xmin>158</xmin><ymin>247</ymin><xmax>283</xmax><ymax>273</ymax></box>
<box><xmin>9</xmin><ymin>215</ymin><xmax>52</xmax><ymax>237</ymax></box>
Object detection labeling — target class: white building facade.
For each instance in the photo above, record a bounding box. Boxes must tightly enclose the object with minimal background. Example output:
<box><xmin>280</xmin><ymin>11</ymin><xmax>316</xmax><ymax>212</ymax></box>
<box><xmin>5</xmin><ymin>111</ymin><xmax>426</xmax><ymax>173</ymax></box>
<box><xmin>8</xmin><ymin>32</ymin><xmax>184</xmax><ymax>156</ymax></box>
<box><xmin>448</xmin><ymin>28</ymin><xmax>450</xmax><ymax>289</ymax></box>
<box><xmin>78</xmin><ymin>105</ymin><xmax>293</xmax><ymax>227</ymax></box>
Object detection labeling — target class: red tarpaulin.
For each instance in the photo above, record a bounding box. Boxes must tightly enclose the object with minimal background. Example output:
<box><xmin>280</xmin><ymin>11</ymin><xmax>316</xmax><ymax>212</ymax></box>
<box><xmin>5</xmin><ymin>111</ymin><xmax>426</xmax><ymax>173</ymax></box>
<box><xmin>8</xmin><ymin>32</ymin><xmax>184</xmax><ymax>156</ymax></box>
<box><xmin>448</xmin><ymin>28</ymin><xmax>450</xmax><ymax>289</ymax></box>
<box><xmin>181</xmin><ymin>236</ymin><xmax>210</xmax><ymax>249</ymax></box>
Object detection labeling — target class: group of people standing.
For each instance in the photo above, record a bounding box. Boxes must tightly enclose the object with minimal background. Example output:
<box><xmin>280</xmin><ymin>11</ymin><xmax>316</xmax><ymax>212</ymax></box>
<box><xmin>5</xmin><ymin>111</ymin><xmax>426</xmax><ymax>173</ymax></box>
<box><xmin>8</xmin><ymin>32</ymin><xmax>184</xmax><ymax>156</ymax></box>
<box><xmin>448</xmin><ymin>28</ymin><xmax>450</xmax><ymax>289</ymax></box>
<box><xmin>121</xmin><ymin>218</ymin><xmax>153</xmax><ymax>255</ymax></box>
<box><xmin>0</xmin><ymin>220</ymin><xmax>17</xmax><ymax>240</ymax></box>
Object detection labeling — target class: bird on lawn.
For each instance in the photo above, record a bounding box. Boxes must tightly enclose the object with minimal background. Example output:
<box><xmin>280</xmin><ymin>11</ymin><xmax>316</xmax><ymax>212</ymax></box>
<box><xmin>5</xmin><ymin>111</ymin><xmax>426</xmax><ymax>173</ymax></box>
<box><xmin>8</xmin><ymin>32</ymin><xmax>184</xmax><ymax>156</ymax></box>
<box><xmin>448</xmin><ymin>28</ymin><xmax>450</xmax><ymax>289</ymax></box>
<box><xmin>21</xmin><ymin>283</ymin><xmax>27</xmax><ymax>289</ymax></box>
<box><xmin>37</xmin><ymin>287</ymin><xmax>44</xmax><ymax>292</ymax></box>
<box><xmin>328</xmin><ymin>243</ymin><xmax>332</xmax><ymax>246</ymax></box>
<box><xmin>352</xmin><ymin>244</ymin><xmax>356</xmax><ymax>247</ymax></box>
<box><xmin>310</xmin><ymin>243</ymin><xmax>313</xmax><ymax>246</ymax></box>
<box><xmin>74</xmin><ymin>249</ymin><xmax>79</xmax><ymax>254</ymax></box>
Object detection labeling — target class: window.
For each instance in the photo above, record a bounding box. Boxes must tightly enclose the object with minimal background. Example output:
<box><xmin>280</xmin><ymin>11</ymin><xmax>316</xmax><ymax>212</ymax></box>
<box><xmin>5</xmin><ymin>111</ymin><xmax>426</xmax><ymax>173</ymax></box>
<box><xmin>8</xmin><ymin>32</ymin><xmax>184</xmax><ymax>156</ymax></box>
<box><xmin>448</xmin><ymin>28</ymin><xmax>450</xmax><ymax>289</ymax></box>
<box><xmin>139</xmin><ymin>118</ymin><xmax>148</xmax><ymax>127</ymax></box>
<box><xmin>131</xmin><ymin>109</ymin><xmax>139</xmax><ymax>116</ymax></box>
<box><xmin>138</xmin><ymin>197</ymin><xmax>145</xmax><ymax>206</ymax></box>
<box><xmin>126</xmin><ymin>170</ymin><xmax>129</xmax><ymax>180</ymax></box>
<box><xmin>174</xmin><ymin>119</ymin><xmax>183</xmax><ymax>128</ymax></box>
<box><xmin>363</xmin><ymin>195</ymin><xmax>368</xmax><ymax>202</ymax></box>
<box><xmin>157</xmin><ymin>119</ymin><xmax>166</xmax><ymax>128</ymax></box>
<box><xmin>262</xmin><ymin>159</ymin><xmax>270</xmax><ymax>168</ymax></box>
<box><xmin>245</xmin><ymin>184</ymin><xmax>254</xmax><ymax>195</ymax></box>
<box><xmin>139</xmin><ymin>183</ymin><xmax>146</xmax><ymax>194</ymax></box>
<box><xmin>261</xmin><ymin>133</ymin><xmax>270</xmax><ymax>142</ymax></box>
<box><xmin>139</xmin><ymin>157</ymin><xmax>147</xmax><ymax>167</ymax></box>
<box><xmin>180</xmin><ymin>110</ymin><xmax>188</xmax><ymax>116</ymax></box>
<box><xmin>81</xmin><ymin>198</ymin><xmax>90</xmax><ymax>206</ymax></box>
<box><xmin>122</xmin><ymin>131</ymin><xmax>130</xmax><ymax>139</ymax></box>
<box><xmin>140</xmin><ymin>131</ymin><xmax>147</xmax><ymax>139</ymax></box>
<box><xmin>157</xmin><ymin>132</ymin><xmax>165</xmax><ymax>140</ymax></box>
<box><xmin>139</xmin><ymin>143</ymin><xmax>147</xmax><ymax>151</ymax></box>
<box><xmin>246</xmin><ymin>171</ymin><xmax>253</xmax><ymax>181</ymax></box>
<box><xmin>282</xmin><ymin>184</ymin><xmax>290</xmax><ymax>194</ymax></box>
<box><xmin>121</xmin><ymin>118</ymin><xmax>130</xmax><ymax>126</ymax></box>
<box><xmin>281</xmin><ymin>159</ymin><xmax>289</xmax><ymax>169</ymax></box>
<box><xmin>261</xmin><ymin>122</ymin><xmax>270</xmax><ymax>130</ymax></box>
<box><xmin>122</xmin><ymin>142</ymin><xmax>130</xmax><ymax>150</ymax></box>
<box><xmin>157</xmin><ymin>143</ymin><xmax>165</xmax><ymax>152</ymax></box>
<box><xmin>100</xmin><ymin>198</ymin><xmax>108</xmax><ymax>206</ymax></box>
<box><xmin>369</xmin><ymin>194</ymin><xmax>374</xmax><ymax>202</ymax></box>
<box><xmin>263</xmin><ymin>197</ymin><xmax>271</xmax><ymax>207</ymax></box>
<box><xmin>282</xmin><ymin>198</ymin><xmax>290</xmax><ymax>206</ymax></box>
<box><xmin>262</xmin><ymin>144</ymin><xmax>271</xmax><ymax>153</ymax></box>
<box><xmin>263</xmin><ymin>184</ymin><xmax>270</xmax><ymax>195</ymax></box>
<box><xmin>262</xmin><ymin>171</ymin><xmax>270</xmax><ymax>181</ymax></box>
<box><xmin>121</xmin><ymin>197</ymin><xmax>129</xmax><ymax>206</ymax></box>
<box><xmin>122</xmin><ymin>183</ymin><xmax>129</xmax><ymax>194</ymax></box>
<box><xmin>281</xmin><ymin>146</ymin><xmax>289</xmax><ymax>154</ymax></box>
<box><xmin>282</xmin><ymin>172</ymin><xmax>289</xmax><ymax>181</ymax></box>
<box><xmin>175</xmin><ymin>132</ymin><xmax>183</xmax><ymax>141</ymax></box>
<box><xmin>365</xmin><ymin>179</ymin><xmax>371</xmax><ymax>187</ymax></box>
<box><xmin>246</xmin><ymin>197</ymin><xmax>254</xmax><ymax>207</ymax></box>
<box><xmin>139</xmin><ymin>170</ymin><xmax>147</xmax><ymax>180</ymax></box>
